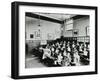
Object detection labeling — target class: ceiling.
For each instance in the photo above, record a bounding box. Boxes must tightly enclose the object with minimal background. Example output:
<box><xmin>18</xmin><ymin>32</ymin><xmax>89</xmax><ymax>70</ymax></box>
<box><xmin>26</xmin><ymin>12</ymin><xmax>89</xmax><ymax>24</ymax></box>
<box><xmin>34</xmin><ymin>13</ymin><xmax>76</xmax><ymax>21</ymax></box>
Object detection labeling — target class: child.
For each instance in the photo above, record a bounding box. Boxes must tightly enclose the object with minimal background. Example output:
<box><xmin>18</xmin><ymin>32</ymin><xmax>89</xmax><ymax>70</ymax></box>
<box><xmin>83</xmin><ymin>48</ymin><xmax>88</xmax><ymax>56</ymax></box>
<box><xmin>57</xmin><ymin>52</ymin><xmax>63</xmax><ymax>65</ymax></box>
<box><xmin>67</xmin><ymin>52</ymin><xmax>71</xmax><ymax>63</ymax></box>
<box><xmin>73</xmin><ymin>48</ymin><xmax>80</xmax><ymax>66</ymax></box>
<box><xmin>64</xmin><ymin>57</ymin><xmax>70</xmax><ymax>66</ymax></box>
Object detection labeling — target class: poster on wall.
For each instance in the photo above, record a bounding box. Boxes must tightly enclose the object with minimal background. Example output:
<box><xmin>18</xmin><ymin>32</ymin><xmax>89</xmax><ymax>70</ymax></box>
<box><xmin>34</xmin><ymin>29</ymin><xmax>41</xmax><ymax>39</ymax></box>
<box><xmin>55</xmin><ymin>29</ymin><xmax>61</xmax><ymax>39</ymax></box>
<box><xmin>11</xmin><ymin>1</ymin><xmax>97</xmax><ymax>79</ymax></box>
<box><xmin>47</xmin><ymin>33</ymin><xmax>54</xmax><ymax>40</ymax></box>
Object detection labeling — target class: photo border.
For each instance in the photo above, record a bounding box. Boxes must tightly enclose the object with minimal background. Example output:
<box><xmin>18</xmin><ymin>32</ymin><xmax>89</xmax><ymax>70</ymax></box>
<box><xmin>11</xmin><ymin>1</ymin><xmax>98</xmax><ymax>79</ymax></box>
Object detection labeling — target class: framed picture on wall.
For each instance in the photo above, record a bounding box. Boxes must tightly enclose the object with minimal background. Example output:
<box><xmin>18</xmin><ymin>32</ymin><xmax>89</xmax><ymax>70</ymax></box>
<box><xmin>30</xmin><ymin>34</ymin><xmax>34</xmax><ymax>38</ymax></box>
<box><xmin>11</xmin><ymin>1</ymin><xmax>98</xmax><ymax>79</ymax></box>
<box><xmin>73</xmin><ymin>29</ymin><xmax>79</xmax><ymax>37</ymax></box>
<box><xmin>86</xmin><ymin>26</ymin><xmax>90</xmax><ymax>36</ymax></box>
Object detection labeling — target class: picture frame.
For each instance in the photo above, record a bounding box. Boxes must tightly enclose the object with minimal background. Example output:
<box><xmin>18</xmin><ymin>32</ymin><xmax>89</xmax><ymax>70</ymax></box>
<box><xmin>86</xmin><ymin>26</ymin><xmax>90</xmax><ymax>36</ymax></box>
<box><xmin>11</xmin><ymin>1</ymin><xmax>98</xmax><ymax>79</ymax></box>
<box><xmin>73</xmin><ymin>29</ymin><xmax>79</xmax><ymax>37</ymax></box>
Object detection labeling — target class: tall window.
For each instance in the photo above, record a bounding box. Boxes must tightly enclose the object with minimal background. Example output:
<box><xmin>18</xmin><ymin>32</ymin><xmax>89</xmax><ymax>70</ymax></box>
<box><xmin>65</xmin><ymin>19</ymin><xmax>73</xmax><ymax>30</ymax></box>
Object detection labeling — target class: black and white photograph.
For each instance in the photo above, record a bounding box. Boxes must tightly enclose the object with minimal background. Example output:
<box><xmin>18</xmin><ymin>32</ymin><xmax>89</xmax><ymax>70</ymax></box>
<box><xmin>11</xmin><ymin>1</ymin><xmax>97</xmax><ymax>79</ymax></box>
<box><xmin>25</xmin><ymin>13</ymin><xmax>90</xmax><ymax>68</ymax></box>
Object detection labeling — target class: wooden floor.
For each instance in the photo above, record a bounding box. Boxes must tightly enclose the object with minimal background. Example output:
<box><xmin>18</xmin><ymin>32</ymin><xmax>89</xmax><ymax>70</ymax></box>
<box><xmin>25</xmin><ymin>53</ymin><xmax>46</xmax><ymax>68</ymax></box>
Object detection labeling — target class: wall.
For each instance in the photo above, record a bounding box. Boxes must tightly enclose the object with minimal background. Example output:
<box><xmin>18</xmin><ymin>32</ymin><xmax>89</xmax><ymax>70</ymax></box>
<box><xmin>73</xmin><ymin>17</ymin><xmax>89</xmax><ymax>36</ymax></box>
<box><xmin>26</xmin><ymin>16</ymin><xmax>61</xmax><ymax>51</ymax></box>
<box><xmin>26</xmin><ymin>16</ymin><xmax>61</xmax><ymax>41</ymax></box>
<box><xmin>63</xmin><ymin>17</ymin><xmax>89</xmax><ymax>37</ymax></box>
<box><xmin>0</xmin><ymin>0</ymin><xmax>99</xmax><ymax>81</ymax></box>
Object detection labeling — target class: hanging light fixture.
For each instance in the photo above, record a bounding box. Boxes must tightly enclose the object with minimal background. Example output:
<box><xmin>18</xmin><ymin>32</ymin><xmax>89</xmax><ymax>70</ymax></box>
<box><xmin>38</xmin><ymin>13</ymin><xmax>41</xmax><ymax>27</ymax></box>
<box><xmin>37</xmin><ymin>13</ymin><xmax>41</xmax><ymax>39</ymax></box>
<box><xmin>60</xmin><ymin>14</ymin><xmax>63</xmax><ymax>38</ymax></box>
